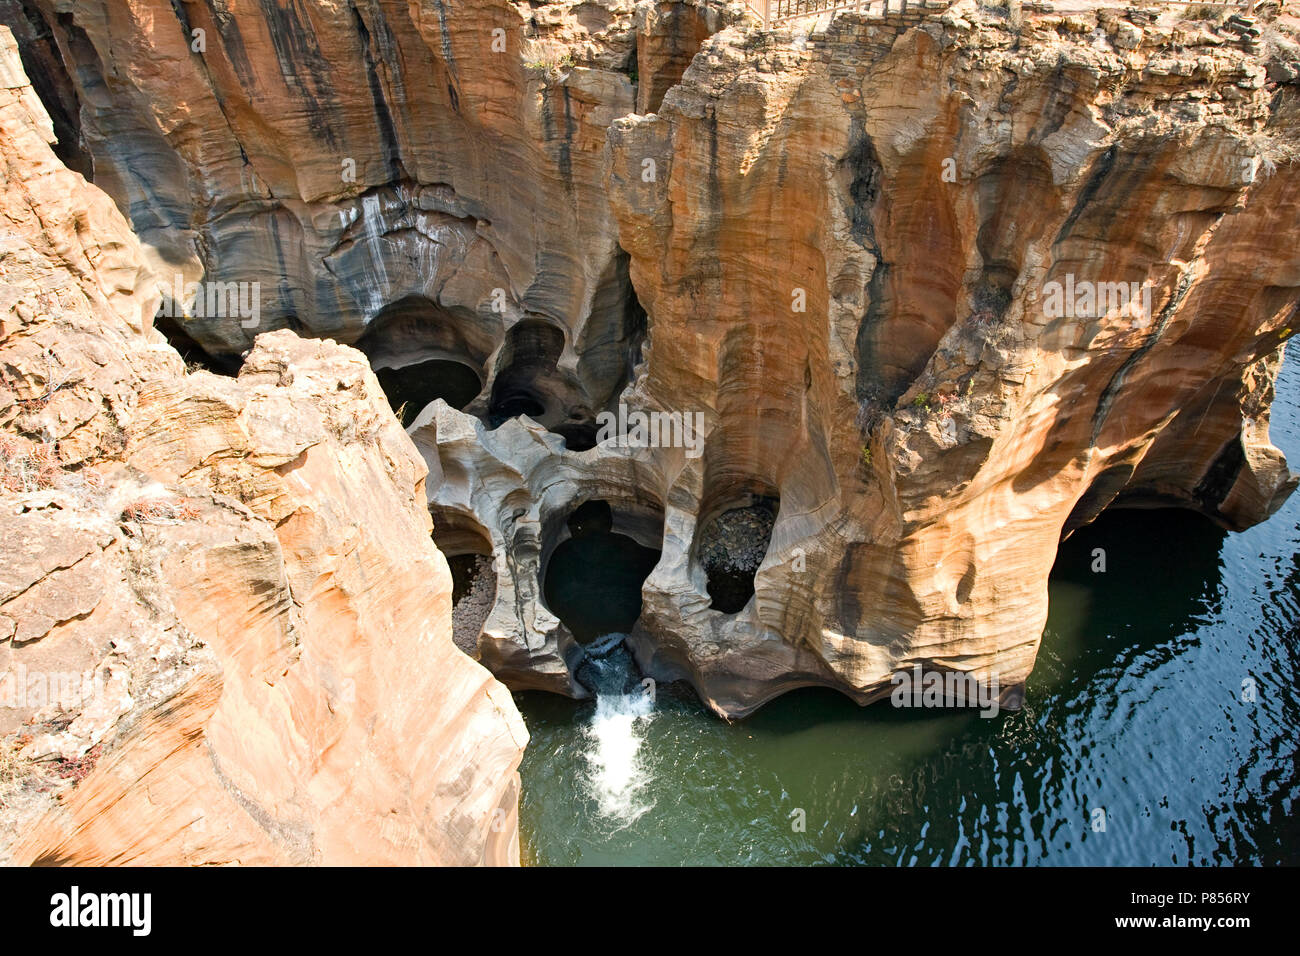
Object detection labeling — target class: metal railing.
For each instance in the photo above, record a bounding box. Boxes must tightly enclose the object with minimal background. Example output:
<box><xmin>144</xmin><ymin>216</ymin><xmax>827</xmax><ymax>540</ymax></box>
<box><xmin>741</xmin><ymin>0</ymin><xmax>942</xmax><ymax>24</ymax></box>
<box><xmin>741</xmin><ymin>0</ymin><xmax>1262</xmax><ymax>27</ymax></box>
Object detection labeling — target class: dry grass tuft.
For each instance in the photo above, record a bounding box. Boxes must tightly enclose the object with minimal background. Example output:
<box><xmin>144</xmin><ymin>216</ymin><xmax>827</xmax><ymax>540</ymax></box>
<box><xmin>521</xmin><ymin>37</ymin><xmax>576</xmax><ymax>74</ymax></box>
<box><xmin>0</xmin><ymin>434</ymin><xmax>61</xmax><ymax>493</ymax></box>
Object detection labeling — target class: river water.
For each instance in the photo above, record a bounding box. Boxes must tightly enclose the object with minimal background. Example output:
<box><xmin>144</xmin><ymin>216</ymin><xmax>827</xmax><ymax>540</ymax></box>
<box><xmin>516</xmin><ymin>355</ymin><xmax>1300</xmax><ymax>866</ymax></box>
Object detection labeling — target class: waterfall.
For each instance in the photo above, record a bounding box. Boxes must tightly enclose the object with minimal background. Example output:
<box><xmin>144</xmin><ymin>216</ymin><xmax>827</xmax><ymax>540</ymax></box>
<box><xmin>576</xmin><ymin>634</ymin><xmax>656</xmax><ymax>826</ymax></box>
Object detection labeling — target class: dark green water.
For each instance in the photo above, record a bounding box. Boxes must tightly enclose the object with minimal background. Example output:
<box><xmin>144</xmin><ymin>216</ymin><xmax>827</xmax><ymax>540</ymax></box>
<box><xmin>516</xmin><ymin>355</ymin><xmax>1300</xmax><ymax>866</ymax></box>
<box><xmin>543</xmin><ymin>531</ymin><xmax>661</xmax><ymax>645</ymax></box>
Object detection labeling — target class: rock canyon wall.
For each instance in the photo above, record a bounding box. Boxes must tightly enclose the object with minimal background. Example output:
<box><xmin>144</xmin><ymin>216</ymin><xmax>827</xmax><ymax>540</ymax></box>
<box><xmin>0</xmin><ymin>25</ymin><xmax>525</xmax><ymax>865</ymax></box>
<box><xmin>3</xmin><ymin>0</ymin><xmax>1299</xmax><ymax>733</ymax></box>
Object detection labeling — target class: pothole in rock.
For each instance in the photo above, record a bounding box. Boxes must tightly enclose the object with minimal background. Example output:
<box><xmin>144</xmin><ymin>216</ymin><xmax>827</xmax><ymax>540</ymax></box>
<box><xmin>542</xmin><ymin>500</ymin><xmax>662</xmax><ymax>645</ymax></box>
<box><xmin>697</xmin><ymin>498</ymin><xmax>778</xmax><ymax>614</ymax></box>
<box><xmin>357</xmin><ymin>295</ymin><xmax>492</xmax><ymax>428</ymax></box>
<box><xmin>488</xmin><ymin>387</ymin><xmax>547</xmax><ymax>425</ymax></box>
<box><xmin>488</xmin><ymin>319</ymin><xmax>563</xmax><ymax>428</ymax></box>
<box><xmin>448</xmin><ymin>553</ymin><xmax>495</xmax><ymax>654</ymax></box>
<box><xmin>549</xmin><ymin>418</ymin><xmax>600</xmax><ymax>452</ymax></box>
<box><xmin>486</xmin><ymin>318</ymin><xmax>605</xmax><ymax>452</ymax></box>
<box><xmin>152</xmin><ymin>312</ymin><xmax>242</xmax><ymax>375</ymax></box>
<box><xmin>376</xmin><ymin>358</ymin><xmax>483</xmax><ymax>426</ymax></box>
<box><xmin>431</xmin><ymin>508</ymin><xmax>496</xmax><ymax>655</ymax></box>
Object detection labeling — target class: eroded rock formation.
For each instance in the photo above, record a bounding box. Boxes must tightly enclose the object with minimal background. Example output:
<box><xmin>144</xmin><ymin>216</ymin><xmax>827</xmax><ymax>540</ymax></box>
<box><xmin>0</xmin><ymin>26</ymin><xmax>525</xmax><ymax>865</ymax></box>
<box><xmin>4</xmin><ymin>0</ymin><xmax>1298</xmax><ymax>726</ymax></box>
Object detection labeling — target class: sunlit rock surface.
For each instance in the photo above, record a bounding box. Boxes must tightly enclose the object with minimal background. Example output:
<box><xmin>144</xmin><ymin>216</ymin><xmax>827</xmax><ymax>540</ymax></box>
<box><xmin>0</xmin><ymin>26</ymin><xmax>525</xmax><ymax>865</ymax></box>
<box><xmin>3</xmin><ymin>0</ymin><xmax>1298</xmax><ymax>722</ymax></box>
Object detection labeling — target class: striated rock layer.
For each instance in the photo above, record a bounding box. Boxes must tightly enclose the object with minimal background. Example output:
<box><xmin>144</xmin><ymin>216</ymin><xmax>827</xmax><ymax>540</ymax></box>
<box><xmin>0</xmin><ymin>25</ymin><xmax>526</xmax><ymax>865</ymax></box>
<box><xmin>5</xmin><ymin>1</ymin><xmax>1299</xmax><ymax>719</ymax></box>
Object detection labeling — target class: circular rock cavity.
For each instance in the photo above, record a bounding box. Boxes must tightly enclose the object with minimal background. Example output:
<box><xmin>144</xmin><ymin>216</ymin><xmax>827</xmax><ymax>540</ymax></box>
<box><xmin>448</xmin><ymin>553</ymin><xmax>495</xmax><ymax>654</ymax></box>
<box><xmin>488</xmin><ymin>319</ymin><xmax>565</xmax><ymax>427</ymax></box>
<box><xmin>357</xmin><ymin>295</ymin><xmax>492</xmax><ymax>425</ymax></box>
<box><xmin>697</xmin><ymin>498</ymin><xmax>778</xmax><ymax>614</ymax></box>
<box><xmin>549</xmin><ymin>418</ymin><xmax>600</xmax><ymax>452</ymax></box>
<box><xmin>430</xmin><ymin>509</ymin><xmax>497</xmax><ymax>655</ymax></box>
<box><xmin>376</xmin><ymin>359</ymin><xmax>482</xmax><ymax>425</ymax></box>
<box><xmin>152</xmin><ymin>311</ymin><xmax>242</xmax><ymax>376</ymax></box>
<box><xmin>489</xmin><ymin>387</ymin><xmax>546</xmax><ymax>422</ymax></box>
<box><xmin>487</xmin><ymin>319</ymin><xmax>600</xmax><ymax>451</ymax></box>
<box><xmin>542</xmin><ymin>500</ymin><xmax>662</xmax><ymax>645</ymax></box>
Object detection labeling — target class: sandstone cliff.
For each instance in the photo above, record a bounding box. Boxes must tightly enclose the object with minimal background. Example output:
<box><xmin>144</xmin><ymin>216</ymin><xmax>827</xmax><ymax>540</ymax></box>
<box><xmin>0</xmin><ymin>25</ymin><xmax>526</xmax><ymax>865</ymax></box>
<box><xmin>4</xmin><ymin>0</ymin><xmax>1298</xmax><ymax>722</ymax></box>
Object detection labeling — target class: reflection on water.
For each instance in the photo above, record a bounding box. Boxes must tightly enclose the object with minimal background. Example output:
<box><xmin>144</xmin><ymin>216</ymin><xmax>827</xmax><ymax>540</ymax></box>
<box><xmin>517</xmin><ymin>356</ymin><xmax>1300</xmax><ymax>866</ymax></box>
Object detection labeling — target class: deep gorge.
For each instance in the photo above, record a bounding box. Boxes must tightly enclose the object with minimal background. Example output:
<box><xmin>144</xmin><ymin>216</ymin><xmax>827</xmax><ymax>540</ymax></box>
<box><xmin>1</xmin><ymin>0</ymin><xmax>1298</xmax><ymax>867</ymax></box>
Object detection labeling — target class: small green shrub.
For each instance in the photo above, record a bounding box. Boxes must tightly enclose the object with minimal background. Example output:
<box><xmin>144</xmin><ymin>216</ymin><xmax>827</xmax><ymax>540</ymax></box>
<box><xmin>522</xmin><ymin>38</ymin><xmax>576</xmax><ymax>74</ymax></box>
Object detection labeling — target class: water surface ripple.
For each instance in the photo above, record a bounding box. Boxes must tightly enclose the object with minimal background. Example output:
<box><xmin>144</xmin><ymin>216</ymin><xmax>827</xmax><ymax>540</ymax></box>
<box><xmin>517</xmin><ymin>356</ymin><xmax>1300</xmax><ymax>866</ymax></box>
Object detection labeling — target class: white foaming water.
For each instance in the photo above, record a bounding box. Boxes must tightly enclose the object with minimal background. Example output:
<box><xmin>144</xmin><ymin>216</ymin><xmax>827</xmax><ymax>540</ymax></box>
<box><xmin>579</xmin><ymin>634</ymin><xmax>656</xmax><ymax>826</ymax></box>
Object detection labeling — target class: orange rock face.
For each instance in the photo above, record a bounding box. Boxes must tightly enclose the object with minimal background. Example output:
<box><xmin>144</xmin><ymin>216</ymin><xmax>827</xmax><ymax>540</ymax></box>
<box><xmin>0</xmin><ymin>26</ymin><xmax>525</xmax><ymax>865</ymax></box>
<box><xmin>2</xmin><ymin>0</ymin><xmax>1297</xmax><ymax>729</ymax></box>
<box><xmin>606</xmin><ymin>9</ymin><xmax>1300</xmax><ymax>713</ymax></box>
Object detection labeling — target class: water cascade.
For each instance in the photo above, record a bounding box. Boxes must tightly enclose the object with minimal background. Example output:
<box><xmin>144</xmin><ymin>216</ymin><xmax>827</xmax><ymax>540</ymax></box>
<box><xmin>574</xmin><ymin>634</ymin><xmax>656</xmax><ymax>825</ymax></box>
